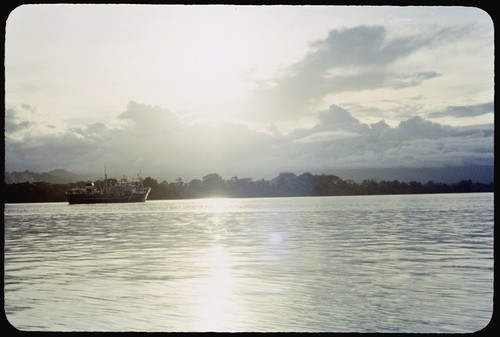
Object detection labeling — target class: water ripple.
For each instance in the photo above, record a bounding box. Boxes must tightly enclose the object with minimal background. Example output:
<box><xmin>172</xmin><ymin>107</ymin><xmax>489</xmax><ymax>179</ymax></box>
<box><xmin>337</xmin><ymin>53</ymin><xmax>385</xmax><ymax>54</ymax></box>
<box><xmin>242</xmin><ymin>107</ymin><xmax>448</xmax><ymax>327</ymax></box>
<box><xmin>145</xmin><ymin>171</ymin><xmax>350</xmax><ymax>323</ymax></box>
<box><xmin>4</xmin><ymin>193</ymin><xmax>493</xmax><ymax>332</ymax></box>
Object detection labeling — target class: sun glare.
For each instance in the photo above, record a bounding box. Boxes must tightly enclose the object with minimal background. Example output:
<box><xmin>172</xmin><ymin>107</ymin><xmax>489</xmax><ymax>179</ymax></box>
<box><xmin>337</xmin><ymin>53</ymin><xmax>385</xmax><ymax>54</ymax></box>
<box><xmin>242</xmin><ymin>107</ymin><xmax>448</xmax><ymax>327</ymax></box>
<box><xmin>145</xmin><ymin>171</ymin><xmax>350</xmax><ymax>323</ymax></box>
<box><xmin>154</xmin><ymin>11</ymin><xmax>257</xmax><ymax>124</ymax></box>
<box><xmin>193</xmin><ymin>244</ymin><xmax>244</xmax><ymax>331</ymax></box>
<box><xmin>202</xmin><ymin>198</ymin><xmax>234</xmax><ymax>213</ymax></box>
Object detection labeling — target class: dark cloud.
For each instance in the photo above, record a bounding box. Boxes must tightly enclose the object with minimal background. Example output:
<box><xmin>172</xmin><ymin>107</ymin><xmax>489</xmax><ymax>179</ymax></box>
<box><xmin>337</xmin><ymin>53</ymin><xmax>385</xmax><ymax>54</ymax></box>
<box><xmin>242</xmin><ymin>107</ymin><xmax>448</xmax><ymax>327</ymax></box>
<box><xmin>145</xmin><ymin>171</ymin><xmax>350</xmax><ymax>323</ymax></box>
<box><xmin>306</xmin><ymin>25</ymin><xmax>445</xmax><ymax>68</ymax></box>
<box><xmin>5</xmin><ymin>107</ymin><xmax>32</xmax><ymax>134</ymax></box>
<box><xmin>244</xmin><ymin>25</ymin><xmax>463</xmax><ymax>121</ymax></box>
<box><xmin>317</xmin><ymin>104</ymin><xmax>362</xmax><ymax>127</ymax></box>
<box><xmin>388</xmin><ymin>71</ymin><xmax>441</xmax><ymax>89</ymax></box>
<box><xmin>427</xmin><ymin>102</ymin><xmax>494</xmax><ymax>118</ymax></box>
<box><xmin>275</xmin><ymin>104</ymin><xmax>492</xmax><ymax>172</ymax></box>
<box><xmin>395</xmin><ymin>116</ymin><xmax>451</xmax><ymax>140</ymax></box>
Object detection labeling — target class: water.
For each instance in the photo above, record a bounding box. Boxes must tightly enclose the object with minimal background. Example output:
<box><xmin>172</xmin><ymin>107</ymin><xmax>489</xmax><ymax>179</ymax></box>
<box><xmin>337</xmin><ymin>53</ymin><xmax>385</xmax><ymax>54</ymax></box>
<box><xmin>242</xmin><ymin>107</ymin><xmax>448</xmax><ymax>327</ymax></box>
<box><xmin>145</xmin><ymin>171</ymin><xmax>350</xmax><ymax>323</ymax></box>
<box><xmin>4</xmin><ymin>193</ymin><xmax>493</xmax><ymax>332</ymax></box>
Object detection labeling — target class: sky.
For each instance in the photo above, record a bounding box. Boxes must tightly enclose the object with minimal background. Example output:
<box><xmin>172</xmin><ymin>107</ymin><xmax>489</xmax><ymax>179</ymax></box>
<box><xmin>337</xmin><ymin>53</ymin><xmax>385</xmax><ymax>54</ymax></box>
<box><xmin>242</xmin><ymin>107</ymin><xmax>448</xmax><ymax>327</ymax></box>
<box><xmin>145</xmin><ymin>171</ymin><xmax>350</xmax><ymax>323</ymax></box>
<box><xmin>4</xmin><ymin>5</ymin><xmax>494</xmax><ymax>182</ymax></box>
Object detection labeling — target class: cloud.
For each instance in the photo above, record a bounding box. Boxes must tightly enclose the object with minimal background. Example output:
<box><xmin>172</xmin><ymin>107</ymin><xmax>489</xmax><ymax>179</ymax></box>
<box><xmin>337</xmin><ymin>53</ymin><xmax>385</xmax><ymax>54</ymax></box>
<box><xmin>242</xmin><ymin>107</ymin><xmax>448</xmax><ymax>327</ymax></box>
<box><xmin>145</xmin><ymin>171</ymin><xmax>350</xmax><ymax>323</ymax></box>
<box><xmin>394</xmin><ymin>116</ymin><xmax>452</xmax><ymax>140</ymax></box>
<box><xmin>427</xmin><ymin>102</ymin><xmax>494</xmax><ymax>118</ymax></box>
<box><xmin>242</xmin><ymin>25</ymin><xmax>466</xmax><ymax>122</ymax></box>
<box><xmin>316</xmin><ymin>104</ymin><xmax>361</xmax><ymax>128</ymax></box>
<box><xmin>5</xmin><ymin>101</ymin><xmax>493</xmax><ymax>181</ymax></box>
<box><xmin>295</xmin><ymin>130</ymin><xmax>360</xmax><ymax>144</ymax></box>
<box><xmin>5</xmin><ymin>104</ymin><xmax>65</xmax><ymax>142</ymax></box>
<box><xmin>5</xmin><ymin>102</ymin><xmax>279</xmax><ymax>179</ymax></box>
<box><xmin>387</xmin><ymin>71</ymin><xmax>441</xmax><ymax>89</ymax></box>
<box><xmin>270</xmin><ymin>104</ymin><xmax>493</xmax><ymax>172</ymax></box>
<box><xmin>116</xmin><ymin>101</ymin><xmax>180</xmax><ymax>130</ymax></box>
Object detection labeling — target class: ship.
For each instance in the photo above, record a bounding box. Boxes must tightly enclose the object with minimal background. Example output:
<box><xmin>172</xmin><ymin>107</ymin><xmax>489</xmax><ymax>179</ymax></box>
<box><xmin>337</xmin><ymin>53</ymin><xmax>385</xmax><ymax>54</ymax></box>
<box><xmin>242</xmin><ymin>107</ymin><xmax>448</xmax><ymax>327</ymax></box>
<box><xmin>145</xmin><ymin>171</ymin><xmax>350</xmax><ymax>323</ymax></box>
<box><xmin>66</xmin><ymin>174</ymin><xmax>151</xmax><ymax>204</ymax></box>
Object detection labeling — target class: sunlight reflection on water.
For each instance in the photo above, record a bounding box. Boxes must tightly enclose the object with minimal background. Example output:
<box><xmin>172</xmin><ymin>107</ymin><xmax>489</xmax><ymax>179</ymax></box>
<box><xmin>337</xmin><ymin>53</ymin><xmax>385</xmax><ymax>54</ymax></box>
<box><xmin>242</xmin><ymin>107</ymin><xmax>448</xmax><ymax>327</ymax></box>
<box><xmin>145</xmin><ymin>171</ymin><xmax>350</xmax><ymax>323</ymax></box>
<box><xmin>192</xmin><ymin>244</ymin><xmax>240</xmax><ymax>331</ymax></box>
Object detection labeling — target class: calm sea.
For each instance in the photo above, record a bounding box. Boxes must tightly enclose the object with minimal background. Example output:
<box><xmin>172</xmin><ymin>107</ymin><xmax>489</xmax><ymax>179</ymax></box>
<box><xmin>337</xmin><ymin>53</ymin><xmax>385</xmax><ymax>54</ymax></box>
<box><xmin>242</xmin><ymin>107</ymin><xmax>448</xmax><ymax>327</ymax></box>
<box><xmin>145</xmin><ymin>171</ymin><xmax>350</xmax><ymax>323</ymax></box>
<box><xmin>4</xmin><ymin>193</ymin><xmax>493</xmax><ymax>332</ymax></box>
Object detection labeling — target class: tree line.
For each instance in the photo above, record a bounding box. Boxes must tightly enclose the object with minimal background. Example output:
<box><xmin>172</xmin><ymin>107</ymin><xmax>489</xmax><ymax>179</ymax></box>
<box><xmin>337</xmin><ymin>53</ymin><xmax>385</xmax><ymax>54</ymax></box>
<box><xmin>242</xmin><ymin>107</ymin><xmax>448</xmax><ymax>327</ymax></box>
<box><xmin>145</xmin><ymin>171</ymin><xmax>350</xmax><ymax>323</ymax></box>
<box><xmin>3</xmin><ymin>172</ymin><xmax>493</xmax><ymax>203</ymax></box>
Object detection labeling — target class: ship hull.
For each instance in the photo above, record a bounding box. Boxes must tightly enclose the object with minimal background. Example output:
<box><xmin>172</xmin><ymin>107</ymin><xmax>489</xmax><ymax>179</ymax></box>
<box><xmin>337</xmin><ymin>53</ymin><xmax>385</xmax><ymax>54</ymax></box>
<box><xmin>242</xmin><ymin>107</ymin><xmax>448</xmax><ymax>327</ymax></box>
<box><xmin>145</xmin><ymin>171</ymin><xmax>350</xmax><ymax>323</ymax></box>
<box><xmin>67</xmin><ymin>194</ymin><xmax>148</xmax><ymax>204</ymax></box>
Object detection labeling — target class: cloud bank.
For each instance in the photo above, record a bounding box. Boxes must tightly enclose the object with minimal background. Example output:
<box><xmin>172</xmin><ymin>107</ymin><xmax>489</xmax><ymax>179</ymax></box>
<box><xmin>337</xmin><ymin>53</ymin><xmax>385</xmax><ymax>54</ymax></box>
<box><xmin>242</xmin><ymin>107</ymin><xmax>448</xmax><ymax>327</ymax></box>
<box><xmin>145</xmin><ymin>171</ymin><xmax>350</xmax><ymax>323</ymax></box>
<box><xmin>241</xmin><ymin>24</ymin><xmax>472</xmax><ymax>122</ymax></box>
<box><xmin>5</xmin><ymin>101</ymin><xmax>493</xmax><ymax>182</ymax></box>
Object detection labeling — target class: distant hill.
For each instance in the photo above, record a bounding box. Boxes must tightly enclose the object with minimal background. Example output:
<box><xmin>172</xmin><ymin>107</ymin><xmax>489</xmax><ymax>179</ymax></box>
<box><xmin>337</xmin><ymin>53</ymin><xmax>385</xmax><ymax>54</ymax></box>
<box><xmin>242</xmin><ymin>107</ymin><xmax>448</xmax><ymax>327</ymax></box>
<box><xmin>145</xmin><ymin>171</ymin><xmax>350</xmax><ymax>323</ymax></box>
<box><xmin>332</xmin><ymin>165</ymin><xmax>494</xmax><ymax>184</ymax></box>
<box><xmin>4</xmin><ymin>165</ymin><xmax>494</xmax><ymax>185</ymax></box>
<box><xmin>4</xmin><ymin>169</ymin><xmax>89</xmax><ymax>184</ymax></box>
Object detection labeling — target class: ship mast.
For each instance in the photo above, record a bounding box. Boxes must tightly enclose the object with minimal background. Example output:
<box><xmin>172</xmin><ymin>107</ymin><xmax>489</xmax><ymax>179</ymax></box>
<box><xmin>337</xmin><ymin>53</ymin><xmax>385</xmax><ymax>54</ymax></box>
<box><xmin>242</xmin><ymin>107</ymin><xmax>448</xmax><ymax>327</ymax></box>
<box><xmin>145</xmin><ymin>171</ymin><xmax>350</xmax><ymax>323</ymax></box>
<box><xmin>137</xmin><ymin>170</ymin><xmax>143</xmax><ymax>188</ymax></box>
<box><xmin>104</xmin><ymin>164</ymin><xmax>108</xmax><ymax>193</ymax></box>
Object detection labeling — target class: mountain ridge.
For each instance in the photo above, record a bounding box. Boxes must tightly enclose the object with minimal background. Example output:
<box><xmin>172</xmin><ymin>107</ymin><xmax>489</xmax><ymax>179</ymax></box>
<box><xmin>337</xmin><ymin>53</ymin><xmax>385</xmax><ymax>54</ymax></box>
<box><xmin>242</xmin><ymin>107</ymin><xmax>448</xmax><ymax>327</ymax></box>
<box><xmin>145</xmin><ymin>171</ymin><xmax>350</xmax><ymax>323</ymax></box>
<box><xmin>4</xmin><ymin>169</ymin><xmax>90</xmax><ymax>184</ymax></box>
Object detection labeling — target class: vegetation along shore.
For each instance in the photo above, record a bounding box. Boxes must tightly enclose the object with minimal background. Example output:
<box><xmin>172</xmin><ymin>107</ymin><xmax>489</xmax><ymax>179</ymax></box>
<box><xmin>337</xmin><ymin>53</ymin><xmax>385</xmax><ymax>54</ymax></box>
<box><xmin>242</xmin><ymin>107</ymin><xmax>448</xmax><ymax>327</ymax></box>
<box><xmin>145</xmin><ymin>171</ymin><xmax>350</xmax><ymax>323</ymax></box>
<box><xmin>4</xmin><ymin>172</ymin><xmax>493</xmax><ymax>203</ymax></box>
